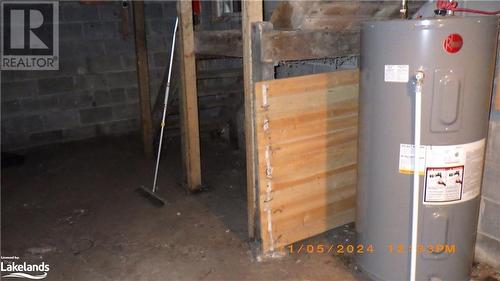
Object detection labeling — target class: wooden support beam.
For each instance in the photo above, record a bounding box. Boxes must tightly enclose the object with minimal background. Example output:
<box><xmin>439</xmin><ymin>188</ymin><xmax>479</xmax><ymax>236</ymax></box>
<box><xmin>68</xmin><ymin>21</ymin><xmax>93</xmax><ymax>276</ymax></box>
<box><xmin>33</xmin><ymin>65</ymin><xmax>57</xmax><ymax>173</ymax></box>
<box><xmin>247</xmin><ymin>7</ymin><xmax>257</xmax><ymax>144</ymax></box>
<box><xmin>262</xmin><ymin>29</ymin><xmax>359</xmax><ymax>62</ymax></box>
<box><xmin>252</xmin><ymin>22</ymin><xmax>275</xmax><ymax>81</ymax></box>
<box><xmin>194</xmin><ymin>30</ymin><xmax>242</xmax><ymax>57</ymax></box>
<box><xmin>132</xmin><ymin>1</ymin><xmax>153</xmax><ymax>156</ymax></box>
<box><xmin>178</xmin><ymin>0</ymin><xmax>202</xmax><ymax>191</ymax></box>
<box><xmin>242</xmin><ymin>0</ymin><xmax>263</xmax><ymax>239</ymax></box>
<box><xmin>260</xmin><ymin>2</ymin><xmax>418</xmax><ymax>64</ymax></box>
<box><xmin>496</xmin><ymin>67</ymin><xmax>500</xmax><ymax>110</ymax></box>
<box><xmin>270</xmin><ymin>1</ymin><xmax>400</xmax><ymax>31</ymax></box>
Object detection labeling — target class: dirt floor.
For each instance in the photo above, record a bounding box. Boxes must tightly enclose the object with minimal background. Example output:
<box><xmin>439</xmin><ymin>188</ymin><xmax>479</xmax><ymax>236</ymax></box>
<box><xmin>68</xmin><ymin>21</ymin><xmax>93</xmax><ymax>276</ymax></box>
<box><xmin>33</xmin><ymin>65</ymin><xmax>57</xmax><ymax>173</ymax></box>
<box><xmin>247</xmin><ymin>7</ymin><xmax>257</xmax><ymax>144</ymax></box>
<box><xmin>2</xmin><ymin>134</ymin><xmax>499</xmax><ymax>281</ymax></box>
<box><xmin>2</xmin><ymin>134</ymin><xmax>360</xmax><ymax>281</ymax></box>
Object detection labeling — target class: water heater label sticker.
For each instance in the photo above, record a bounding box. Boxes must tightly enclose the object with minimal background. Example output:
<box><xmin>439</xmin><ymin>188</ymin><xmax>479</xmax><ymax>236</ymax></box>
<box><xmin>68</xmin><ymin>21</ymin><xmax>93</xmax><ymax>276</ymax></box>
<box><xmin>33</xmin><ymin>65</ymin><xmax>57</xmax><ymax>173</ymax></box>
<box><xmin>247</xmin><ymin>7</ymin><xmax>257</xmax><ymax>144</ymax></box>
<box><xmin>420</xmin><ymin>139</ymin><xmax>486</xmax><ymax>205</ymax></box>
<box><xmin>384</xmin><ymin>65</ymin><xmax>409</xmax><ymax>83</ymax></box>
<box><xmin>424</xmin><ymin>166</ymin><xmax>464</xmax><ymax>204</ymax></box>
<box><xmin>462</xmin><ymin>139</ymin><xmax>486</xmax><ymax>201</ymax></box>
<box><xmin>399</xmin><ymin>144</ymin><xmax>426</xmax><ymax>175</ymax></box>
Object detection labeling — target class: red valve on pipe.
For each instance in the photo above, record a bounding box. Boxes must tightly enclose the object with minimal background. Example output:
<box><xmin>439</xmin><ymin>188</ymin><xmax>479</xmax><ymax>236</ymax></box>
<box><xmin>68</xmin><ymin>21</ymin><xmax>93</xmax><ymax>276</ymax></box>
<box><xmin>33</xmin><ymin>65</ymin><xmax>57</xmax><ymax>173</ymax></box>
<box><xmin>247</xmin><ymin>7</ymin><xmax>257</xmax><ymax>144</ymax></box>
<box><xmin>436</xmin><ymin>0</ymin><xmax>500</xmax><ymax>15</ymax></box>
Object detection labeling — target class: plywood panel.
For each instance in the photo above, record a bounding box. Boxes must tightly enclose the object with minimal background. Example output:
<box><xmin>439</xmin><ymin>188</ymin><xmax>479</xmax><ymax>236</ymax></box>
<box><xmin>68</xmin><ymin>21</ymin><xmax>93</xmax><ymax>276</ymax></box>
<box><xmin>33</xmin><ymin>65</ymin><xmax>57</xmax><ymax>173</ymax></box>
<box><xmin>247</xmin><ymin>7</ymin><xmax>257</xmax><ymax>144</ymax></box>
<box><xmin>254</xmin><ymin>70</ymin><xmax>359</xmax><ymax>253</ymax></box>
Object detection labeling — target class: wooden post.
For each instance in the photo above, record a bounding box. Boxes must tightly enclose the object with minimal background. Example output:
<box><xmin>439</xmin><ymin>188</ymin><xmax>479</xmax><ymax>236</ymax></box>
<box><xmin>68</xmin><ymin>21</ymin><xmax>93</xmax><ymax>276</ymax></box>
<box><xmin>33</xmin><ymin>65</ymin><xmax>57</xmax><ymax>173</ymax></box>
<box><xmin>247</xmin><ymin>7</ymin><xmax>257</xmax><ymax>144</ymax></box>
<box><xmin>132</xmin><ymin>1</ymin><xmax>153</xmax><ymax>156</ymax></box>
<box><xmin>242</xmin><ymin>0</ymin><xmax>263</xmax><ymax>238</ymax></box>
<box><xmin>178</xmin><ymin>0</ymin><xmax>202</xmax><ymax>191</ymax></box>
<box><xmin>252</xmin><ymin>22</ymin><xmax>275</xmax><ymax>81</ymax></box>
<box><xmin>496</xmin><ymin>68</ymin><xmax>500</xmax><ymax>110</ymax></box>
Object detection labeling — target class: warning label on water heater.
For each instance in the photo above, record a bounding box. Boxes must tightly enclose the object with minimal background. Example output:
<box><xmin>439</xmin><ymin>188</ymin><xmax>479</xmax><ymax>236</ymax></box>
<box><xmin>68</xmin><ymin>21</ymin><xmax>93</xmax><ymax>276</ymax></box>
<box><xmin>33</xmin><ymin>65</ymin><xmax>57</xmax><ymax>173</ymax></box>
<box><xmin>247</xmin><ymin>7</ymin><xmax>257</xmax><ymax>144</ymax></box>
<box><xmin>398</xmin><ymin>139</ymin><xmax>486</xmax><ymax>205</ymax></box>
<box><xmin>424</xmin><ymin>166</ymin><xmax>464</xmax><ymax>203</ymax></box>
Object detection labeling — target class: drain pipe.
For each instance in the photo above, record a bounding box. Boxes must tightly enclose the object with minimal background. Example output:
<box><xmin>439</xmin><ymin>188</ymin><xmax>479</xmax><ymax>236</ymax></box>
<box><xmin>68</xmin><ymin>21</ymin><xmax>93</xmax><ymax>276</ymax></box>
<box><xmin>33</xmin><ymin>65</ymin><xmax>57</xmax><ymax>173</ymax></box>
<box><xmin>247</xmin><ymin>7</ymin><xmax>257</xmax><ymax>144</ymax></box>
<box><xmin>410</xmin><ymin>70</ymin><xmax>425</xmax><ymax>281</ymax></box>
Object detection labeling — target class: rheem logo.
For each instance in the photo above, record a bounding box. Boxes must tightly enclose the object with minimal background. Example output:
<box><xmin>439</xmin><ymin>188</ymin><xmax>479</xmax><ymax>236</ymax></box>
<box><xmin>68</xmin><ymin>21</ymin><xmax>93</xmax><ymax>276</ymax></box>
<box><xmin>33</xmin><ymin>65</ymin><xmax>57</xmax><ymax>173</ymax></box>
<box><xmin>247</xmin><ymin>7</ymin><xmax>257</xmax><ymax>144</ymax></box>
<box><xmin>1</xmin><ymin>1</ymin><xmax>59</xmax><ymax>70</ymax></box>
<box><xmin>443</xmin><ymin>33</ymin><xmax>463</xmax><ymax>54</ymax></box>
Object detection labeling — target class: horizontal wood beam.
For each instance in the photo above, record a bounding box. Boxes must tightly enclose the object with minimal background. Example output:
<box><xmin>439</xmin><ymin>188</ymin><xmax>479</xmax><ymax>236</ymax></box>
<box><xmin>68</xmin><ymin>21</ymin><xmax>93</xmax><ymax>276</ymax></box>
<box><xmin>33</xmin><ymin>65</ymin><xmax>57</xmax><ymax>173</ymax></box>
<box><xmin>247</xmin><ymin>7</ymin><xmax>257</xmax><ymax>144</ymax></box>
<box><xmin>270</xmin><ymin>1</ymin><xmax>400</xmax><ymax>31</ymax></box>
<box><xmin>261</xmin><ymin>29</ymin><xmax>359</xmax><ymax>62</ymax></box>
<box><xmin>194</xmin><ymin>30</ymin><xmax>242</xmax><ymax>57</ymax></box>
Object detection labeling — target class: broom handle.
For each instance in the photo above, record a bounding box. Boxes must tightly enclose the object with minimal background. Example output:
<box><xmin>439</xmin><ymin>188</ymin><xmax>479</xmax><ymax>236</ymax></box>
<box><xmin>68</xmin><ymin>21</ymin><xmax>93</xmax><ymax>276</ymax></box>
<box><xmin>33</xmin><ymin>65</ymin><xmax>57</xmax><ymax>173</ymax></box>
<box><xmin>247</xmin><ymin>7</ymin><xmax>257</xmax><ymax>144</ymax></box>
<box><xmin>153</xmin><ymin>17</ymin><xmax>179</xmax><ymax>192</ymax></box>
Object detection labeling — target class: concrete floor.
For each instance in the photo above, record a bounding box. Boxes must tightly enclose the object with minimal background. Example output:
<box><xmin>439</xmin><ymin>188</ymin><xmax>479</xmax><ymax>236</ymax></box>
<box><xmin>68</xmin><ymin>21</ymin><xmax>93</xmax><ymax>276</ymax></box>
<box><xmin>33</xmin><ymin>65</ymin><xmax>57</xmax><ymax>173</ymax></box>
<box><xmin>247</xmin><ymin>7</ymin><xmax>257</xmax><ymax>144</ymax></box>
<box><xmin>2</xmin><ymin>135</ymin><xmax>360</xmax><ymax>281</ymax></box>
<box><xmin>2</xmin><ymin>135</ymin><xmax>499</xmax><ymax>281</ymax></box>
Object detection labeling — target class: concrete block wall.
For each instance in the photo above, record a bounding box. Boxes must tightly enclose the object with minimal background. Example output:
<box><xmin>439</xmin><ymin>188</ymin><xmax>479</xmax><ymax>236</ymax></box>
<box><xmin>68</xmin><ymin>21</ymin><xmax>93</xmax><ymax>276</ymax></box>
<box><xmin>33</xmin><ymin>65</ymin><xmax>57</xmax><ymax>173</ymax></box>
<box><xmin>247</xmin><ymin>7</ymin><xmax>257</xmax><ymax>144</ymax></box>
<box><xmin>476</xmin><ymin>113</ymin><xmax>500</xmax><ymax>269</ymax></box>
<box><xmin>1</xmin><ymin>1</ymin><xmax>176</xmax><ymax>150</ymax></box>
<box><xmin>476</xmin><ymin>32</ymin><xmax>500</xmax><ymax>269</ymax></box>
<box><xmin>469</xmin><ymin>2</ymin><xmax>500</xmax><ymax>269</ymax></box>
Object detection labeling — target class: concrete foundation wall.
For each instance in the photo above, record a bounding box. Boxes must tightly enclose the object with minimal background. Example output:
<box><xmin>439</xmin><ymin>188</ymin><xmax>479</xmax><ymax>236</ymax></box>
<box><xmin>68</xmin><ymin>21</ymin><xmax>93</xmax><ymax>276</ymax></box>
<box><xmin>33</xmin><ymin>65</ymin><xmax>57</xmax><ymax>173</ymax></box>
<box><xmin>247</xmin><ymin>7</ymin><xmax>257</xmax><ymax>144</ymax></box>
<box><xmin>476</xmin><ymin>36</ymin><xmax>500</xmax><ymax>270</ymax></box>
<box><xmin>1</xmin><ymin>1</ymin><xmax>176</xmax><ymax>150</ymax></box>
<box><xmin>469</xmin><ymin>2</ymin><xmax>500</xmax><ymax>270</ymax></box>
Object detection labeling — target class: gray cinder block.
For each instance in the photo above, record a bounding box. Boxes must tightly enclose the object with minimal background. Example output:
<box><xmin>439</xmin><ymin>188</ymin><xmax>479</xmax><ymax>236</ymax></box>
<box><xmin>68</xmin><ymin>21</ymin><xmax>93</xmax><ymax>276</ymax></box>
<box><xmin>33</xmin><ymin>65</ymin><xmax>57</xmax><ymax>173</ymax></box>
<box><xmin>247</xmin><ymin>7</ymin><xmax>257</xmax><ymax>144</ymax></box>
<box><xmin>2</xmin><ymin>100</ymin><xmax>21</xmax><ymax>115</ymax></box>
<box><xmin>126</xmin><ymin>87</ymin><xmax>139</xmax><ymax>101</ymax></box>
<box><xmin>97</xmin><ymin>2</ymin><xmax>121</xmax><ymax>21</ymax></box>
<box><xmin>63</xmin><ymin>125</ymin><xmax>97</xmax><ymax>141</ymax></box>
<box><xmin>475</xmin><ymin>233</ymin><xmax>500</xmax><ymax>270</ymax></box>
<box><xmin>29</xmin><ymin>130</ymin><xmax>64</xmax><ymax>143</ymax></box>
<box><xmin>144</xmin><ymin>2</ymin><xmax>164</xmax><ymax>19</ymax></box>
<box><xmin>96</xmin><ymin>119</ymin><xmax>139</xmax><ymax>136</ymax></box>
<box><xmin>88</xmin><ymin>55</ymin><xmax>123</xmax><ymax>73</ymax></box>
<box><xmin>59</xmin><ymin>22</ymin><xmax>83</xmax><ymax>41</ymax></box>
<box><xmin>83</xmin><ymin>21</ymin><xmax>120</xmax><ymax>40</ymax></box>
<box><xmin>106</xmin><ymin>71</ymin><xmax>138</xmax><ymax>88</ymax></box>
<box><xmin>74</xmin><ymin>75</ymin><xmax>107</xmax><ymax>91</ymax></box>
<box><xmin>478</xmin><ymin>199</ymin><xmax>500</xmax><ymax>241</ymax></box>
<box><xmin>1</xmin><ymin>0</ymin><xmax>177</xmax><ymax>149</ymax></box>
<box><xmin>38</xmin><ymin>77</ymin><xmax>74</xmax><ymax>95</ymax></box>
<box><xmin>103</xmin><ymin>39</ymin><xmax>134</xmax><ymax>55</ymax></box>
<box><xmin>2</xmin><ymin>116</ymin><xmax>43</xmax><ymax>136</ymax></box>
<box><xmin>58</xmin><ymin>92</ymin><xmax>94</xmax><ymax>110</ymax></box>
<box><xmin>112</xmin><ymin>103</ymin><xmax>139</xmax><ymax>120</ymax></box>
<box><xmin>22</xmin><ymin>95</ymin><xmax>60</xmax><ymax>112</ymax></box>
<box><xmin>79</xmin><ymin>107</ymin><xmax>113</xmax><ymax>124</ymax></box>
<box><xmin>43</xmin><ymin>110</ymin><xmax>80</xmax><ymax>130</ymax></box>
<box><xmin>94</xmin><ymin>88</ymin><xmax>126</xmax><ymax>106</ymax></box>
<box><xmin>2</xmin><ymin>80</ymin><xmax>38</xmax><ymax>100</ymax></box>
<box><xmin>61</xmin><ymin>3</ymin><xmax>99</xmax><ymax>22</ymax></box>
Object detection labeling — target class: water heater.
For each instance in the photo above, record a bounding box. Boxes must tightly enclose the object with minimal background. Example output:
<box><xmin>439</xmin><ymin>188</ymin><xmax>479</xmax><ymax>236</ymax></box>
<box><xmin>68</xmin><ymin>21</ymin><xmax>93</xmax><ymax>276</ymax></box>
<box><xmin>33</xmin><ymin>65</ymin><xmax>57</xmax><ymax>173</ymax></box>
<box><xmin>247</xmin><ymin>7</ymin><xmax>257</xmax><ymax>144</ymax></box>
<box><xmin>356</xmin><ymin>17</ymin><xmax>498</xmax><ymax>281</ymax></box>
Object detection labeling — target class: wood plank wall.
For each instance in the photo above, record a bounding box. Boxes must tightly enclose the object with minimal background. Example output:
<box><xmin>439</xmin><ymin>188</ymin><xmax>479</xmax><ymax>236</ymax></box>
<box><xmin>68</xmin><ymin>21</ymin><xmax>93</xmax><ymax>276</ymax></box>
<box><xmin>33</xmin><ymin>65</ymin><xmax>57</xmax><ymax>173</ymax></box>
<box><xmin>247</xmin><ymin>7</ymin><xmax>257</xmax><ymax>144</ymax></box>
<box><xmin>254</xmin><ymin>70</ymin><xmax>359</xmax><ymax>253</ymax></box>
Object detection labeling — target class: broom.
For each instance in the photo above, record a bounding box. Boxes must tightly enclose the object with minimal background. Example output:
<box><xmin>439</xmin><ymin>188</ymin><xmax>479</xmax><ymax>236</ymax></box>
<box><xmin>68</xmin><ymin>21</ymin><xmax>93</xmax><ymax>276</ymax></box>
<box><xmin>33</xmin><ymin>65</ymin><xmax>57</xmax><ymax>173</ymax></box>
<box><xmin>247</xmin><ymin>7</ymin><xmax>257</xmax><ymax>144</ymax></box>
<box><xmin>136</xmin><ymin>17</ymin><xmax>178</xmax><ymax>206</ymax></box>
